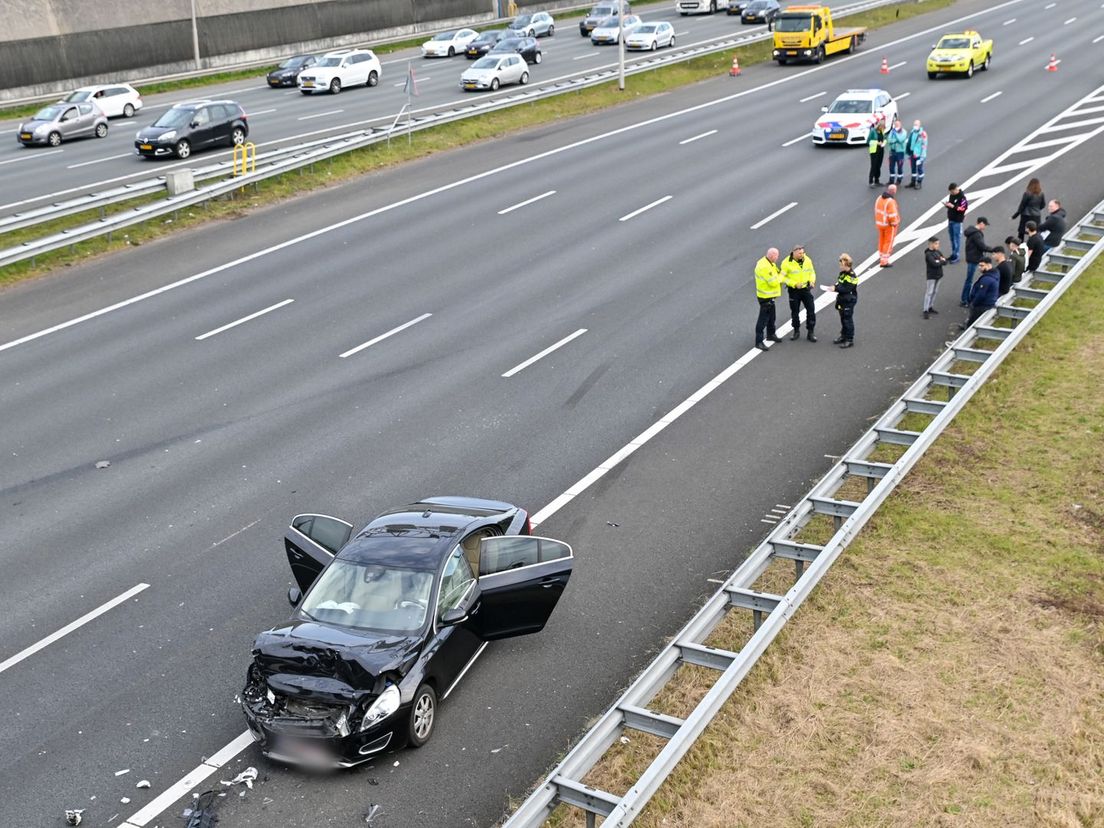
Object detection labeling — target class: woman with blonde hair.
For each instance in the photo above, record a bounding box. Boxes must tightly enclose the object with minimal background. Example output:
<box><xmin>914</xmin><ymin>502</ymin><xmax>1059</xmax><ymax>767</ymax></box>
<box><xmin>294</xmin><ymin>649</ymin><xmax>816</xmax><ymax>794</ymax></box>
<box><xmin>820</xmin><ymin>253</ymin><xmax>859</xmax><ymax>348</ymax></box>
<box><xmin>1012</xmin><ymin>178</ymin><xmax>1045</xmax><ymax>240</ymax></box>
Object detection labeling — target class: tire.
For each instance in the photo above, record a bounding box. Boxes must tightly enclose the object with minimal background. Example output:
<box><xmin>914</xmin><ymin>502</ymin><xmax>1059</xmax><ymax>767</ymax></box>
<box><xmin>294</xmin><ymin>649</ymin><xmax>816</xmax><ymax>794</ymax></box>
<box><xmin>329</xmin><ymin>78</ymin><xmax>341</xmax><ymax>94</ymax></box>
<box><xmin>407</xmin><ymin>684</ymin><xmax>437</xmax><ymax>748</ymax></box>
<box><xmin>490</xmin><ymin>77</ymin><xmax>500</xmax><ymax>91</ymax></box>
<box><xmin>300</xmin><ymin>90</ymin><xmax>310</xmax><ymax>95</ymax></box>
<box><xmin>651</xmin><ymin>40</ymin><xmax>658</xmax><ymax>51</ymax></box>
<box><xmin>230</xmin><ymin>127</ymin><xmax>246</xmax><ymax>145</ymax></box>
<box><xmin>448</xmin><ymin>46</ymin><xmax>455</xmax><ymax>57</ymax></box>
<box><xmin>123</xmin><ymin>103</ymin><xmax>135</xmax><ymax>118</ymax></box>
<box><xmin>982</xmin><ymin>53</ymin><xmax>990</xmax><ymax>71</ymax></box>
<box><xmin>95</xmin><ymin>122</ymin><xmax>108</xmax><ymax>138</ymax></box>
<box><xmin>777</xmin><ymin>58</ymin><xmax>787</xmax><ymax>65</ymax></box>
<box><xmin>527</xmin><ymin>28</ymin><xmax>535</xmax><ymax>37</ymax></box>
<box><xmin>670</xmin><ymin>36</ymin><xmax>676</xmax><ymax>47</ymax></box>
<box><xmin>965</xmin><ymin>61</ymin><xmax>974</xmax><ymax>78</ymax></box>
<box><xmin>174</xmin><ymin>139</ymin><xmax>191</xmax><ymax>159</ymax></box>
<box><xmin>367</xmin><ymin>70</ymin><xmax>379</xmax><ymax>87</ymax></box>
<box><xmin>710</xmin><ymin>0</ymin><xmax>717</xmax><ymax>12</ymax></box>
<box><xmin>548</xmin><ymin>24</ymin><xmax>554</xmax><ymax>36</ymax></box>
<box><xmin>848</xmin><ymin>35</ymin><xmax>857</xmax><ymax>54</ymax></box>
<box><xmin>47</xmin><ymin>131</ymin><xmax>62</xmax><ymax>147</ymax></box>
<box><xmin>535</xmin><ymin>51</ymin><xmax>542</xmax><ymax>64</ymax></box>
<box><xmin>927</xmin><ymin>71</ymin><xmax>937</xmax><ymax>79</ymax></box>
<box><xmin>815</xmin><ymin>45</ymin><xmax>824</xmax><ymax>64</ymax></box>
<box><xmin>520</xmin><ymin>71</ymin><xmax>529</xmax><ymax>85</ymax></box>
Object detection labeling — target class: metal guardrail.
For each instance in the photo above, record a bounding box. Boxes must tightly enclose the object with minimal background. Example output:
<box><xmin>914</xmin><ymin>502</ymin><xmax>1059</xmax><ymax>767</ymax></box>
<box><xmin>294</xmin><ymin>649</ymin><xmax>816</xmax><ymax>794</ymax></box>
<box><xmin>0</xmin><ymin>0</ymin><xmax>895</xmax><ymax>267</ymax></box>
<box><xmin>501</xmin><ymin>202</ymin><xmax>1104</xmax><ymax>827</ymax></box>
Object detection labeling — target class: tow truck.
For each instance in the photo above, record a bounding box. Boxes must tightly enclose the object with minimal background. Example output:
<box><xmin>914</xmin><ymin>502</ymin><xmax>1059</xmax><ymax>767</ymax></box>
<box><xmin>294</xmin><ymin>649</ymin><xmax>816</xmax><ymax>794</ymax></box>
<box><xmin>772</xmin><ymin>5</ymin><xmax>865</xmax><ymax>65</ymax></box>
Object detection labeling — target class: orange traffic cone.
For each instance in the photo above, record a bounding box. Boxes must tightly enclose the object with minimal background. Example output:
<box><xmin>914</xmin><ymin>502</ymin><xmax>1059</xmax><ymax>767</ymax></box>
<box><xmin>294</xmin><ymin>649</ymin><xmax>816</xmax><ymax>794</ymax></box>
<box><xmin>1046</xmin><ymin>53</ymin><xmax>1059</xmax><ymax>72</ymax></box>
<box><xmin>729</xmin><ymin>55</ymin><xmax>741</xmax><ymax>77</ymax></box>
<box><xmin>880</xmin><ymin>56</ymin><xmax>890</xmax><ymax>75</ymax></box>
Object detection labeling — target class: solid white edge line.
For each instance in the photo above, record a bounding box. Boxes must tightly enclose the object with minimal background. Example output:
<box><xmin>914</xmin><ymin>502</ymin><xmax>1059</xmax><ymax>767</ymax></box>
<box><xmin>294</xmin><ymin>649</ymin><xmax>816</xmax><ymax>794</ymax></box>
<box><xmin>502</xmin><ymin>328</ymin><xmax>587</xmax><ymax>377</ymax></box>
<box><xmin>0</xmin><ymin>0</ymin><xmax>1029</xmax><ymax>356</ymax></box>
<box><xmin>0</xmin><ymin>149</ymin><xmax>63</xmax><ymax>166</ymax></box>
<box><xmin>981</xmin><ymin>91</ymin><xmax>1004</xmax><ymax>103</ymax></box>
<box><xmin>798</xmin><ymin>91</ymin><xmax>826</xmax><ymax>102</ymax></box>
<box><xmin>194</xmin><ymin>298</ymin><xmax>294</xmax><ymax>340</ymax></box>
<box><xmin>618</xmin><ymin>195</ymin><xmax>672</xmax><ymax>222</ymax></box>
<box><xmin>498</xmin><ymin>189</ymin><xmax>556</xmax><ymax>215</ymax></box>
<box><xmin>750</xmin><ymin>201</ymin><xmax>798</xmax><ymax>230</ymax></box>
<box><xmin>679</xmin><ymin>129</ymin><xmax>718</xmax><ymax>145</ymax></box>
<box><xmin>781</xmin><ymin>132</ymin><xmax>811</xmax><ymax>147</ymax></box>
<box><xmin>66</xmin><ymin>152</ymin><xmax>133</xmax><ymax>169</ymax></box>
<box><xmin>0</xmin><ymin>583</ymin><xmax>150</xmax><ymax>674</ymax></box>
<box><xmin>338</xmin><ymin>312</ymin><xmax>433</xmax><ymax>358</ymax></box>
<box><xmin>297</xmin><ymin>109</ymin><xmax>344</xmax><ymax>121</ymax></box>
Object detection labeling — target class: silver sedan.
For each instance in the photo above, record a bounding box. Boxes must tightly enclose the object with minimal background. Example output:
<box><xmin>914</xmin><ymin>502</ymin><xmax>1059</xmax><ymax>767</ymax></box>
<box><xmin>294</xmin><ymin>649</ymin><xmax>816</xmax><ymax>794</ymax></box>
<box><xmin>460</xmin><ymin>54</ymin><xmax>530</xmax><ymax>91</ymax></box>
<box><xmin>17</xmin><ymin>101</ymin><xmax>108</xmax><ymax>147</ymax></box>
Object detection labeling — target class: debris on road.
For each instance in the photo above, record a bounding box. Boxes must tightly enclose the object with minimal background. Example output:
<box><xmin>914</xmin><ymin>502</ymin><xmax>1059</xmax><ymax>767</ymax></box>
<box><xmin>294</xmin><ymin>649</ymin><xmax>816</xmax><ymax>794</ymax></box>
<box><xmin>95</xmin><ymin>460</ymin><xmax>111</xmax><ymax>469</ymax></box>
<box><xmin>606</xmin><ymin>521</ymin><xmax>620</xmax><ymax>527</ymax></box>
<box><xmin>64</xmin><ymin>809</ymin><xmax>83</xmax><ymax>826</ymax></box>
<box><xmin>220</xmin><ymin>766</ymin><xmax>258</xmax><ymax>789</ymax></box>
<box><xmin>364</xmin><ymin>804</ymin><xmax>381</xmax><ymax>824</ymax></box>
<box><xmin>120</xmin><ymin>797</ymin><xmax>131</xmax><ymax>804</ymax></box>
<box><xmin>136</xmin><ymin>780</ymin><xmax>151</xmax><ymax>789</ymax></box>
<box><xmin>113</xmin><ymin>768</ymin><xmax>130</xmax><ymax>776</ymax></box>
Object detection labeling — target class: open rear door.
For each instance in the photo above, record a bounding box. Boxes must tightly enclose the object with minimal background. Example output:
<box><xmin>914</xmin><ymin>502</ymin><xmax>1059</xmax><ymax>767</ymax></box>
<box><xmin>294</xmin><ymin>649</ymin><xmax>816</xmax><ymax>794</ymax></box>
<box><xmin>475</xmin><ymin>536</ymin><xmax>573</xmax><ymax>640</ymax></box>
<box><xmin>284</xmin><ymin>513</ymin><xmax>353</xmax><ymax>593</ymax></box>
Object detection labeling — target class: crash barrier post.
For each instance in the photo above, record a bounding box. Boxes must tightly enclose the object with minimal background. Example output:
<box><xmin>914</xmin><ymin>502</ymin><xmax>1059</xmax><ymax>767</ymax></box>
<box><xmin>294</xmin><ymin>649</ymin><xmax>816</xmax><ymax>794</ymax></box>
<box><xmin>501</xmin><ymin>197</ymin><xmax>1104</xmax><ymax>827</ymax></box>
<box><xmin>233</xmin><ymin>142</ymin><xmax>256</xmax><ymax>178</ymax></box>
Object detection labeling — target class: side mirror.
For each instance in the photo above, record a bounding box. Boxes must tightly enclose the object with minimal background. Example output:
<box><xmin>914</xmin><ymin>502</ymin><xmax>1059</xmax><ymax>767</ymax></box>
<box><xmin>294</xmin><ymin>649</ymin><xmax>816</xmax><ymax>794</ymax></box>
<box><xmin>288</xmin><ymin>586</ymin><xmax>302</xmax><ymax>606</ymax></box>
<box><xmin>190</xmin><ymin>121</ymin><xmax>200</xmax><ymax>129</ymax></box>
<box><xmin>440</xmin><ymin>607</ymin><xmax>468</xmax><ymax>625</ymax></box>
<box><xmin>820</xmin><ymin>106</ymin><xmax>828</xmax><ymax>113</ymax></box>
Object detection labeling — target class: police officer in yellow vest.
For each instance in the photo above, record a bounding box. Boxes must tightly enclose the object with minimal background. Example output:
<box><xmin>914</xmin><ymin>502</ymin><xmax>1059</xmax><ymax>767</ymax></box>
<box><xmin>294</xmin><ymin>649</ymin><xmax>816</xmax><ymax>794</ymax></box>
<box><xmin>780</xmin><ymin>244</ymin><xmax>817</xmax><ymax>342</ymax></box>
<box><xmin>754</xmin><ymin>247</ymin><xmax>785</xmax><ymax>351</ymax></box>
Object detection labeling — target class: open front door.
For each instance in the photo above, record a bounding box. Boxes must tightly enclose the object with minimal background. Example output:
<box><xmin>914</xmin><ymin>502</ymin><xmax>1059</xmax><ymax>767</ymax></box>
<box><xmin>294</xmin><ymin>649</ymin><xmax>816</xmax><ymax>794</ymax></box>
<box><xmin>475</xmin><ymin>536</ymin><xmax>573</xmax><ymax>640</ymax></box>
<box><xmin>284</xmin><ymin>513</ymin><xmax>353</xmax><ymax>593</ymax></box>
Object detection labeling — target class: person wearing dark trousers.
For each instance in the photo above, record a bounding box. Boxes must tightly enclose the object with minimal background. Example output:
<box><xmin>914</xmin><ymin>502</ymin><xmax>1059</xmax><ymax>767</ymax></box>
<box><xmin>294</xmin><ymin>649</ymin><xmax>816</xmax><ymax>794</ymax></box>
<box><xmin>965</xmin><ymin>258</ymin><xmax>999</xmax><ymax>326</ymax></box>
<box><xmin>1011</xmin><ymin>177</ymin><xmax>1045</xmax><ymax>240</ymax></box>
<box><xmin>781</xmin><ymin>245</ymin><xmax>817</xmax><ymax>342</ymax></box>
<box><xmin>886</xmin><ymin>118</ymin><xmax>907</xmax><ymax>186</ymax></box>
<box><xmin>1005</xmin><ymin>236</ymin><xmax>1025</xmax><ymax>284</ymax></box>
<box><xmin>923</xmin><ymin>237</ymin><xmax>947</xmax><ymax>318</ymax></box>
<box><xmin>943</xmin><ymin>183</ymin><xmax>968</xmax><ymax>263</ymax></box>
<box><xmin>960</xmin><ymin>216</ymin><xmax>993</xmax><ymax>307</ymax></box>
<box><xmin>1040</xmin><ymin>199</ymin><xmax>1067</xmax><ymax>249</ymax></box>
<box><xmin>754</xmin><ymin>247</ymin><xmax>785</xmax><ymax>351</ymax></box>
<box><xmin>1024</xmin><ymin>222</ymin><xmax>1045</xmax><ymax>275</ymax></box>
<box><xmin>992</xmin><ymin>247</ymin><xmax>1014</xmax><ymax>296</ymax></box>
<box><xmin>905</xmin><ymin>119</ymin><xmax>927</xmax><ymax>189</ymax></box>
<box><xmin>820</xmin><ymin>253</ymin><xmax>858</xmax><ymax>348</ymax></box>
<box><xmin>867</xmin><ymin>117</ymin><xmax>886</xmax><ymax>187</ymax></box>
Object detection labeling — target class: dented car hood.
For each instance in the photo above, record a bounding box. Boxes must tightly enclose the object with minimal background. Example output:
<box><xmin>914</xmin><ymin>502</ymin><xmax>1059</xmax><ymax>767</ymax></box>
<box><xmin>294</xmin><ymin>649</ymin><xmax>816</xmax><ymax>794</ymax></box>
<box><xmin>252</xmin><ymin>619</ymin><xmax>421</xmax><ymax>702</ymax></box>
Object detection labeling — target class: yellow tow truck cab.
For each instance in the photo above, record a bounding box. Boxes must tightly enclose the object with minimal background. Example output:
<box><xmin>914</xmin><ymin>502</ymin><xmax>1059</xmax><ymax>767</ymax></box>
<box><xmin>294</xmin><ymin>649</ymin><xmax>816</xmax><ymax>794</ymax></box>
<box><xmin>772</xmin><ymin>5</ymin><xmax>866</xmax><ymax>64</ymax></box>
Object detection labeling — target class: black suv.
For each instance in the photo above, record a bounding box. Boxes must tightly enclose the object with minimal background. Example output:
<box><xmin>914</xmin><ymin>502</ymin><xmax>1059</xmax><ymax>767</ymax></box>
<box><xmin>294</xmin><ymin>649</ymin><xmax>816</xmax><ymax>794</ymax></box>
<box><xmin>135</xmin><ymin>100</ymin><xmax>249</xmax><ymax>159</ymax></box>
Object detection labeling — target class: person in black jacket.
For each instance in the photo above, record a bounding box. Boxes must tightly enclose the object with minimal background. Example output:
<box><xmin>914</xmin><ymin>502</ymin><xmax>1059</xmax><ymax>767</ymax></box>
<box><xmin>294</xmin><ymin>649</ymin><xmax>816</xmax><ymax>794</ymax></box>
<box><xmin>960</xmin><ymin>217</ymin><xmax>993</xmax><ymax>307</ymax></box>
<box><xmin>966</xmin><ymin>258</ymin><xmax>999</xmax><ymax>326</ymax></box>
<box><xmin>943</xmin><ymin>183</ymin><xmax>968</xmax><ymax>263</ymax></box>
<box><xmin>1005</xmin><ymin>236</ymin><xmax>1026</xmax><ymax>284</ymax></box>
<box><xmin>1024</xmin><ymin>221</ymin><xmax>1046</xmax><ymax>275</ymax></box>
<box><xmin>1040</xmin><ymin>199</ymin><xmax>1067</xmax><ymax>249</ymax></box>
<box><xmin>820</xmin><ymin>252</ymin><xmax>859</xmax><ymax>348</ymax></box>
<box><xmin>992</xmin><ymin>247</ymin><xmax>1014</xmax><ymax>296</ymax></box>
<box><xmin>1011</xmin><ymin>178</ymin><xmax>1045</xmax><ymax>240</ymax></box>
<box><xmin>923</xmin><ymin>237</ymin><xmax>947</xmax><ymax>318</ymax></box>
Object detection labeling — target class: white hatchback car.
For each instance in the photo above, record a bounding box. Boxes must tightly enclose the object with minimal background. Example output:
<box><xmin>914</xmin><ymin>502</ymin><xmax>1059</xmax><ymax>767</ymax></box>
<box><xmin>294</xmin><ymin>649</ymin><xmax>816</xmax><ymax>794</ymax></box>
<box><xmin>626</xmin><ymin>21</ymin><xmax>676</xmax><ymax>50</ymax></box>
<box><xmin>812</xmin><ymin>88</ymin><xmax>898</xmax><ymax>146</ymax></box>
<box><xmin>62</xmin><ymin>84</ymin><xmax>143</xmax><ymax>119</ymax></box>
<box><xmin>460</xmin><ymin>54</ymin><xmax>530</xmax><ymax>91</ymax></box>
<box><xmin>422</xmin><ymin>29</ymin><xmax>480</xmax><ymax>58</ymax></box>
<box><xmin>298</xmin><ymin>49</ymin><xmax>382</xmax><ymax>94</ymax></box>
<box><xmin>590</xmin><ymin>14</ymin><xmax>644</xmax><ymax>44</ymax></box>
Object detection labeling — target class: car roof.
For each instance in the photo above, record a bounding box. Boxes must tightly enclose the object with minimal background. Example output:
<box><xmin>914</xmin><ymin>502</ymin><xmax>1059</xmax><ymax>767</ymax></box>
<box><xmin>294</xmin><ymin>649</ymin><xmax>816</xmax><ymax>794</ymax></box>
<box><xmin>837</xmin><ymin>89</ymin><xmax>887</xmax><ymax>99</ymax></box>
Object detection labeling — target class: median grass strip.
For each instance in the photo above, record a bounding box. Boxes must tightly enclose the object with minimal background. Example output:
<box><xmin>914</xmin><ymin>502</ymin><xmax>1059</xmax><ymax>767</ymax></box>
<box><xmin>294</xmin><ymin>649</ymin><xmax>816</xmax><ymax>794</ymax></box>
<box><xmin>0</xmin><ymin>0</ymin><xmax>953</xmax><ymax>288</ymax></box>
<box><xmin>543</xmin><ymin>256</ymin><xmax>1104</xmax><ymax>826</ymax></box>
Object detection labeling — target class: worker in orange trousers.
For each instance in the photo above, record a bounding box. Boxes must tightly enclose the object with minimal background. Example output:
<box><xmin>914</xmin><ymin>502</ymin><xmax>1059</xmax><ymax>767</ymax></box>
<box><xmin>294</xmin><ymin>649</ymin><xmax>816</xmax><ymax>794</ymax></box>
<box><xmin>874</xmin><ymin>183</ymin><xmax>900</xmax><ymax>267</ymax></box>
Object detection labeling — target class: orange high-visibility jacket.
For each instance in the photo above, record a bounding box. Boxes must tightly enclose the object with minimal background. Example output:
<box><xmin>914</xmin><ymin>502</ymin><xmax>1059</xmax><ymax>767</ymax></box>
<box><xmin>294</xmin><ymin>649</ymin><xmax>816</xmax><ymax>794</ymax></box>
<box><xmin>874</xmin><ymin>194</ymin><xmax>900</xmax><ymax>228</ymax></box>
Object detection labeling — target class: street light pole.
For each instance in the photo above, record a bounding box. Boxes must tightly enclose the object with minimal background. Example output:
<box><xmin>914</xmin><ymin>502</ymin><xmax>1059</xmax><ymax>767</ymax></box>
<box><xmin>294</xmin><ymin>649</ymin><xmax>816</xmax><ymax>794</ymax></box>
<box><xmin>190</xmin><ymin>0</ymin><xmax>202</xmax><ymax>70</ymax></box>
<box><xmin>617</xmin><ymin>1</ymin><xmax>625</xmax><ymax>90</ymax></box>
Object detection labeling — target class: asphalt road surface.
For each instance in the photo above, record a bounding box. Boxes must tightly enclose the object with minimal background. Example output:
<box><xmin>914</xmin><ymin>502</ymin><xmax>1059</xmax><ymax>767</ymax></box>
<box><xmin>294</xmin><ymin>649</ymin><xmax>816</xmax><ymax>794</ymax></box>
<box><xmin>0</xmin><ymin>0</ymin><xmax>774</xmax><ymax>217</ymax></box>
<box><xmin>1</xmin><ymin>0</ymin><xmax>1103</xmax><ymax>826</ymax></box>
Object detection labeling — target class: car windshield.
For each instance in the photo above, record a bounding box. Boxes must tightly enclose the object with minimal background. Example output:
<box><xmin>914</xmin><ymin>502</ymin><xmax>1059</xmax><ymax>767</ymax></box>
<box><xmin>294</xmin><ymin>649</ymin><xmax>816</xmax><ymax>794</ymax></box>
<box><xmin>828</xmin><ymin>98</ymin><xmax>873</xmax><ymax>114</ymax></box>
<box><xmin>938</xmin><ymin>37</ymin><xmax>970</xmax><ymax>49</ymax></box>
<box><xmin>279</xmin><ymin>56</ymin><xmax>308</xmax><ymax>68</ymax></box>
<box><xmin>433</xmin><ymin>32</ymin><xmax>455</xmax><ymax>41</ymax></box>
<box><xmin>152</xmin><ymin>107</ymin><xmax>195</xmax><ymax>128</ymax></box>
<box><xmin>592</xmin><ymin>7</ymin><xmax>614</xmax><ymax>16</ymax></box>
<box><xmin>512</xmin><ymin>15</ymin><xmax>531</xmax><ymax>25</ymax></box>
<box><xmin>774</xmin><ymin>14</ymin><xmax>810</xmax><ymax>32</ymax></box>
<box><xmin>493</xmin><ymin>39</ymin><xmax>521</xmax><ymax>49</ymax></box>
<box><xmin>33</xmin><ymin>105</ymin><xmax>66</xmax><ymax>120</ymax></box>
<box><xmin>64</xmin><ymin>90</ymin><xmax>93</xmax><ymax>102</ymax></box>
<box><xmin>636</xmin><ymin>24</ymin><xmax>657</xmax><ymax>32</ymax></box>
<box><xmin>472</xmin><ymin>57</ymin><xmax>501</xmax><ymax>68</ymax></box>
<box><xmin>317</xmin><ymin>56</ymin><xmax>342</xmax><ymax>66</ymax></box>
<box><xmin>748</xmin><ymin>1</ymin><xmax>770</xmax><ymax>8</ymax></box>
<box><xmin>595</xmin><ymin>16</ymin><xmax>618</xmax><ymax>28</ymax></box>
<box><xmin>301</xmin><ymin>559</ymin><xmax>434</xmax><ymax>632</ymax></box>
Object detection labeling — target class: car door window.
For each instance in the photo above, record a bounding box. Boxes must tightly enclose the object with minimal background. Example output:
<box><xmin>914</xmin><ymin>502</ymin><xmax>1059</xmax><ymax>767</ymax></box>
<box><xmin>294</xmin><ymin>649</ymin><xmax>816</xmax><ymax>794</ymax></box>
<box><xmin>437</xmin><ymin>547</ymin><xmax>475</xmax><ymax>620</ymax></box>
<box><xmin>479</xmin><ymin>536</ymin><xmax>570</xmax><ymax>575</ymax></box>
<box><xmin>193</xmin><ymin>107</ymin><xmax>210</xmax><ymax>126</ymax></box>
<box><xmin>292</xmin><ymin>514</ymin><xmax>352</xmax><ymax>554</ymax></box>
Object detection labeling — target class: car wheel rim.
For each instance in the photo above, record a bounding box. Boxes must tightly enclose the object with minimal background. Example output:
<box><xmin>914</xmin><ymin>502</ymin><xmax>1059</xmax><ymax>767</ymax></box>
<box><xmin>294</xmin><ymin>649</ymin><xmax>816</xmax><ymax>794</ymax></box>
<box><xmin>177</xmin><ymin>142</ymin><xmax>190</xmax><ymax>158</ymax></box>
<box><xmin>96</xmin><ymin>125</ymin><xmax>107</xmax><ymax>137</ymax></box>
<box><xmin>124</xmin><ymin>105</ymin><xmax>134</xmax><ymax>118</ymax></box>
<box><xmin>233</xmin><ymin>130</ymin><xmax>244</xmax><ymax>144</ymax></box>
<box><xmin>49</xmin><ymin>133</ymin><xmax>61</xmax><ymax>146</ymax></box>
<box><xmin>413</xmin><ymin>694</ymin><xmax>434</xmax><ymax>739</ymax></box>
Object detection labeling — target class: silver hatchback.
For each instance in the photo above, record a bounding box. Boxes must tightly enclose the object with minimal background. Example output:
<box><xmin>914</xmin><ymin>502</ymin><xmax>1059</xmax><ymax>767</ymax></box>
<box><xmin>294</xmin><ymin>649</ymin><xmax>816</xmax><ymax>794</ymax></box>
<box><xmin>18</xmin><ymin>102</ymin><xmax>109</xmax><ymax>147</ymax></box>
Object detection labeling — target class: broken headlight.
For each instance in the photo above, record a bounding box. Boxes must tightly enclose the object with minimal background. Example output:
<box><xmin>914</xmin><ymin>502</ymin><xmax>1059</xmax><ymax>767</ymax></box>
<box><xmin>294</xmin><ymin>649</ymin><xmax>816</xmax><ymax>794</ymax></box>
<box><xmin>360</xmin><ymin>684</ymin><xmax>400</xmax><ymax>731</ymax></box>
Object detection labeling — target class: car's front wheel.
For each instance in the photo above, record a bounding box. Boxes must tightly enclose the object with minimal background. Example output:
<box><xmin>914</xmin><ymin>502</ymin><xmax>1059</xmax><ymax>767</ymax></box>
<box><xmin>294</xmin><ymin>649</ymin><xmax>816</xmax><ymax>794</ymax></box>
<box><xmin>174</xmin><ymin>139</ymin><xmax>191</xmax><ymax>159</ymax></box>
<box><xmin>927</xmin><ymin>71</ymin><xmax>937</xmax><ymax>79</ymax></box>
<box><xmin>490</xmin><ymin>77</ymin><xmax>500</xmax><ymax>91</ymax></box>
<box><xmin>123</xmin><ymin>103</ymin><xmax>135</xmax><ymax>118</ymax></box>
<box><xmin>47</xmin><ymin>131</ymin><xmax>62</xmax><ymax>147</ymax></box>
<box><xmin>520</xmin><ymin>71</ymin><xmax>529</xmax><ymax>85</ymax></box>
<box><xmin>407</xmin><ymin>684</ymin><xmax>437</xmax><ymax>748</ymax></box>
<box><xmin>548</xmin><ymin>24</ymin><xmax>554</xmax><ymax>36</ymax></box>
<box><xmin>650</xmin><ymin>40</ymin><xmax>658</xmax><ymax>50</ymax></box>
<box><xmin>329</xmin><ymin>78</ymin><xmax>342</xmax><ymax>94</ymax></box>
<box><xmin>965</xmin><ymin>61</ymin><xmax>974</xmax><ymax>78</ymax></box>
<box><xmin>448</xmin><ymin>46</ymin><xmax>455</xmax><ymax>57</ymax></box>
<box><xmin>95</xmin><ymin>123</ymin><xmax>108</xmax><ymax>138</ymax></box>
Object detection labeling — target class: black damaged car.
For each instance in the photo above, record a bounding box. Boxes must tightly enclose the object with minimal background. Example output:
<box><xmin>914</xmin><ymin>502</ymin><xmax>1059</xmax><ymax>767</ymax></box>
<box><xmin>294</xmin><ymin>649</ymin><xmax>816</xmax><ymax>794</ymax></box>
<box><xmin>267</xmin><ymin>54</ymin><xmax>320</xmax><ymax>87</ymax></box>
<box><xmin>241</xmin><ymin>496</ymin><xmax>573</xmax><ymax>768</ymax></box>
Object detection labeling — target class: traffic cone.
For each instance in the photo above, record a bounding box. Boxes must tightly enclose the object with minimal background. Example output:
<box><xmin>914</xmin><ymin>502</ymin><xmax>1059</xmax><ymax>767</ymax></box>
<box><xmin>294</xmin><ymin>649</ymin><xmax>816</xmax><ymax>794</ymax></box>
<box><xmin>1046</xmin><ymin>53</ymin><xmax>1059</xmax><ymax>72</ymax></box>
<box><xmin>729</xmin><ymin>55</ymin><xmax>741</xmax><ymax>77</ymax></box>
<box><xmin>880</xmin><ymin>56</ymin><xmax>890</xmax><ymax>75</ymax></box>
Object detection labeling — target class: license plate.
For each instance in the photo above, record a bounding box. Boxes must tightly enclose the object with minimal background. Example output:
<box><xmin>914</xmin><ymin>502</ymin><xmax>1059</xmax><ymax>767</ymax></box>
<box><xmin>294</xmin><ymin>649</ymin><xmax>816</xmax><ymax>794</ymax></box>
<box><xmin>828</xmin><ymin>132</ymin><xmax>845</xmax><ymax>140</ymax></box>
<box><xmin>302</xmin><ymin>82</ymin><xmax>314</xmax><ymax>88</ymax></box>
<box><xmin>20</xmin><ymin>133</ymin><xmax>32</xmax><ymax>140</ymax></box>
<box><xmin>464</xmin><ymin>83</ymin><xmax>478</xmax><ymax>89</ymax></box>
<box><xmin>140</xmin><ymin>143</ymin><xmax>153</xmax><ymax>150</ymax></box>
<box><xmin>786</xmin><ymin>50</ymin><xmax>797</xmax><ymax>55</ymax></box>
<box><xmin>268</xmin><ymin>80</ymin><xmax>278</xmax><ymax>85</ymax></box>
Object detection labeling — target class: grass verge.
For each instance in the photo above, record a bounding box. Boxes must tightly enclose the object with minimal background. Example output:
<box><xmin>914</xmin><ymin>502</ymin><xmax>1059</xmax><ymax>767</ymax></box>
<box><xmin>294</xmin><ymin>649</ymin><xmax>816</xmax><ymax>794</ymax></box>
<box><xmin>545</xmin><ymin>255</ymin><xmax>1104</xmax><ymax>826</ymax></box>
<box><xmin>1</xmin><ymin>0</ymin><xmax>954</xmax><ymax>288</ymax></box>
